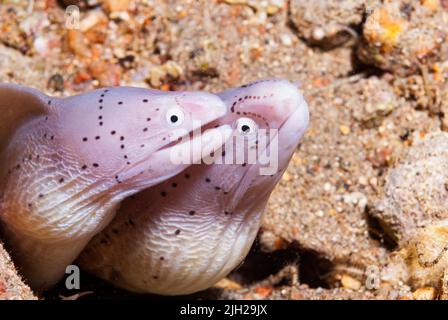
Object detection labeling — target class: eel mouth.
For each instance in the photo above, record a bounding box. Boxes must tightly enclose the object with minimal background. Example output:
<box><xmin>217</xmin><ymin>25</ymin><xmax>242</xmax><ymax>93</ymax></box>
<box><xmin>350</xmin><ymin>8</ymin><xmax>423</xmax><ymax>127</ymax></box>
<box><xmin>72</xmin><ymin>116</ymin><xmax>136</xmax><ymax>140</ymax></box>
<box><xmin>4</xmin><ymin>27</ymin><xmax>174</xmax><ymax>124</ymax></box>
<box><xmin>100</xmin><ymin>121</ymin><xmax>231</xmax><ymax>194</ymax></box>
<box><xmin>155</xmin><ymin>97</ymin><xmax>229</xmax><ymax>154</ymax></box>
<box><xmin>154</xmin><ymin>122</ymin><xmax>232</xmax><ymax>161</ymax></box>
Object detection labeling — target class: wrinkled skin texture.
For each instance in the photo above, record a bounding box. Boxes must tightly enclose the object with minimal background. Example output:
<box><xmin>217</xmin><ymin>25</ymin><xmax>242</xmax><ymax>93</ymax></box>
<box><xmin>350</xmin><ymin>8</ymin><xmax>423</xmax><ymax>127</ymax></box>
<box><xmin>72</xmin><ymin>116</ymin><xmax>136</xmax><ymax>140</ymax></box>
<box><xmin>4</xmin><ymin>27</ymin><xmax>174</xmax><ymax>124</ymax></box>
<box><xmin>0</xmin><ymin>83</ymin><xmax>228</xmax><ymax>290</ymax></box>
<box><xmin>78</xmin><ymin>79</ymin><xmax>309</xmax><ymax>295</ymax></box>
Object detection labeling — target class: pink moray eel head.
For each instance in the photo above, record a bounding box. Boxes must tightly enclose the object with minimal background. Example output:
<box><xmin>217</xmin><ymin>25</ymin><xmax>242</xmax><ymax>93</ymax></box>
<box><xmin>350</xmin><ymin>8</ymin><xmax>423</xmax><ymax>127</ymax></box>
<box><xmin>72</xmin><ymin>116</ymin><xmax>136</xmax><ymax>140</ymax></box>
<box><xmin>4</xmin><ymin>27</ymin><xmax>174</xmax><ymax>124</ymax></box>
<box><xmin>0</xmin><ymin>83</ymin><xmax>229</xmax><ymax>290</ymax></box>
<box><xmin>77</xmin><ymin>79</ymin><xmax>309</xmax><ymax>295</ymax></box>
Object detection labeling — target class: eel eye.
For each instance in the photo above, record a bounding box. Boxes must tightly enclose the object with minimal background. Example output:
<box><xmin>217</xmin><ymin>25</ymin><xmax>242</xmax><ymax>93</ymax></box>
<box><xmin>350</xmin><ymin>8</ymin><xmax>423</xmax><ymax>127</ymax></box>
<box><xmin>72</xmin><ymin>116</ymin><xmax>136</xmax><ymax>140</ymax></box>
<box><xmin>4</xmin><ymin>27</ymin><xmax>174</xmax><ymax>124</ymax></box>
<box><xmin>166</xmin><ymin>108</ymin><xmax>185</xmax><ymax>127</ymax></box>
<box><xmin>235</xmin><ymin>117</ymin><xmax>258</xmax><ymax>135</ymax></box>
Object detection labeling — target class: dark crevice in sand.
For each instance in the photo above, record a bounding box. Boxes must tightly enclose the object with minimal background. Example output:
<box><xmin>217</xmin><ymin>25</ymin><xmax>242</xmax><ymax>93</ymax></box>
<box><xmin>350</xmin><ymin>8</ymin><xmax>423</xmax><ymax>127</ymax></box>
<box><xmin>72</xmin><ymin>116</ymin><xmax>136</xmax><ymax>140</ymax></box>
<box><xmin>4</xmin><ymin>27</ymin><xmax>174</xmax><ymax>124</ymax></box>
<box><xmin>229</xmin><ymin>239</ymin><xmax>334</xmax><ymax>289</ymax></box>
<box><xmin>365</xmin><ymin>207</ymin><xmax>399</xmax><ymax>252</ymax></box>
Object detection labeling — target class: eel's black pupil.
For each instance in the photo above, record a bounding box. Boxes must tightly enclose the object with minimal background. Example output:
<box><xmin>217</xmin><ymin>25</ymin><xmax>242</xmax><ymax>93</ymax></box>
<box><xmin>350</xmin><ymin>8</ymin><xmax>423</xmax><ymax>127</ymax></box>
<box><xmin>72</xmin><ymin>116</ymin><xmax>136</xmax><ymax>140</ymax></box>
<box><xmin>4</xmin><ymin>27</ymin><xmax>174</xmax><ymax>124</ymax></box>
<box><xmin>241</xmin><ymin>124</ymin><xmax>250</xmax><ymax>132</ymax></box>
<box><xmin>170</xmin><ymin>115</ymin><xmax>178</xmax><ymax>123</ymax></box>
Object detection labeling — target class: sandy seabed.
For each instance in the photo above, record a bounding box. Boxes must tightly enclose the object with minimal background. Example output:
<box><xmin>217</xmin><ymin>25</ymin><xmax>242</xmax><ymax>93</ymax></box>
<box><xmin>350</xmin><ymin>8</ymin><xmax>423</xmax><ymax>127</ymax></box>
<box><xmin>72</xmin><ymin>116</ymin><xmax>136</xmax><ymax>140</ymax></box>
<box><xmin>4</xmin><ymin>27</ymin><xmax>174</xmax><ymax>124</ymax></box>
<box><xmin>1</xmin><ymin>0</ymin><xmax>448</xmax><ymax>300</ymax></box>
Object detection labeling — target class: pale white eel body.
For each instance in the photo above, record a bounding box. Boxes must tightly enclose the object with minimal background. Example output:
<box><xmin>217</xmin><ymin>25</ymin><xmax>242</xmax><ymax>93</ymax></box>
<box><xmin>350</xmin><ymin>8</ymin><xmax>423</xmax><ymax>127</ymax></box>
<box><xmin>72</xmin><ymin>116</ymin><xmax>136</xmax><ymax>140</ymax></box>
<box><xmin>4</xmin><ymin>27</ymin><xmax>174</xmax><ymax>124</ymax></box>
<box><xmin>0</xmin><ymin>83</ymin><xmax>229</xmax><ymax>290</ymax></box>
<box><xmin>78</xmin><ymin>79</ymin><xmax>309</xmax><ymax>295</ymax></box>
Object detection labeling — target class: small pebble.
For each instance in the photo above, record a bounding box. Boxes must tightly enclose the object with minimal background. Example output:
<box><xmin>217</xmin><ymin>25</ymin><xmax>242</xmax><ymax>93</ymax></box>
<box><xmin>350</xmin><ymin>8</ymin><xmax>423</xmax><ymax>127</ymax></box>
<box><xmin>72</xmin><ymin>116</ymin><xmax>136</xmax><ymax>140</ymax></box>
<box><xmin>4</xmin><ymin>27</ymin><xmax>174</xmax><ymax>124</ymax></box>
<box><xmin>341</xmin><ymin>274</ymin><xmax>362</xmax><ymax>291</ymax></box>
<box><xmin>340</xmin><ymin>125</ymin><xmax>350</xmax><ymax>135</ymax></box>
<box><xmin>412</xmin><ymin>287</ymin><xmax>436</xmax><ymax>300</ymax></box>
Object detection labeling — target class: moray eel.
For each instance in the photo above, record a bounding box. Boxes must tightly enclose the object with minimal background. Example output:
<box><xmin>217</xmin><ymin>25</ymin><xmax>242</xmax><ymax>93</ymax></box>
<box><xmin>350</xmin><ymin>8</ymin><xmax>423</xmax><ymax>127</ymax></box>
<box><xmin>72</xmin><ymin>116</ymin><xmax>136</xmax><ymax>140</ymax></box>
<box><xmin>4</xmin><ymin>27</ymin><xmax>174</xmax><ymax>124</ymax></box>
<box><xmin>0</xmin><ymin>83</ymin><xmax>230</xmax><ymax>290</ymax></box>
<box><xmin>78</xmin><ymin>79</ymin><xmax>310</xmax><ymax>295</ymax></box>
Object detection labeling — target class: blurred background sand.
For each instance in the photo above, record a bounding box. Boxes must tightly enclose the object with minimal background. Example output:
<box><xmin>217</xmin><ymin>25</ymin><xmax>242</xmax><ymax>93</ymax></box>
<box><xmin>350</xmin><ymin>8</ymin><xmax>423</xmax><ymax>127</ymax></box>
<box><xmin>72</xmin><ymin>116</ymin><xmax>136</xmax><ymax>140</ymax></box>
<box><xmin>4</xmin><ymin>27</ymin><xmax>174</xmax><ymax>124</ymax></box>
<box><xmin>1</xmin><ymin>0</ymin><xmax>448</xmax><ymax>300</ymax></box>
